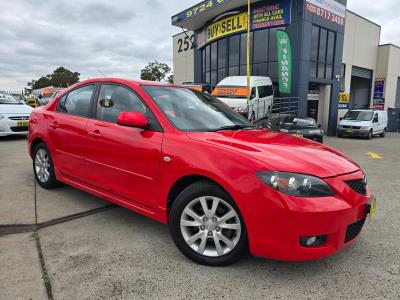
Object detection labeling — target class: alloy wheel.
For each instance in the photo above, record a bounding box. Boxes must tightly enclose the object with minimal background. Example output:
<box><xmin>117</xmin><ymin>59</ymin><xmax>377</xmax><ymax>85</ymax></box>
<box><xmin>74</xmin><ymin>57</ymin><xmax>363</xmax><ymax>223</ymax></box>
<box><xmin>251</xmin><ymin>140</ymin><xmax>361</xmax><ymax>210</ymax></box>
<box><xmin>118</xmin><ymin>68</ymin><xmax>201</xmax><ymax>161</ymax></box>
<box><xmin>180</xmin><ymin>196</ymin><xmax>241</xmax><ymax>257</ymax></box>
<box><xmin>35</xmin><ymin>148</ymin><xmax>51</xmax><ymax>183</ymax></box>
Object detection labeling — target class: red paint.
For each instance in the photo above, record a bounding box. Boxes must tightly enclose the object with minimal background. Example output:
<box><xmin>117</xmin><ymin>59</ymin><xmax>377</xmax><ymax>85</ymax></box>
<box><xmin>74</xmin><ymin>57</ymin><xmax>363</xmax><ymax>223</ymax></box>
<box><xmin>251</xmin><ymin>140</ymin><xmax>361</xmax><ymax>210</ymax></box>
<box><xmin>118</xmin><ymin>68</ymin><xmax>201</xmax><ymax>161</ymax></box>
<box><xmin>28</xmin><ymin>78</ymin><xmax>371</xmax><ymax>261</ymax></box>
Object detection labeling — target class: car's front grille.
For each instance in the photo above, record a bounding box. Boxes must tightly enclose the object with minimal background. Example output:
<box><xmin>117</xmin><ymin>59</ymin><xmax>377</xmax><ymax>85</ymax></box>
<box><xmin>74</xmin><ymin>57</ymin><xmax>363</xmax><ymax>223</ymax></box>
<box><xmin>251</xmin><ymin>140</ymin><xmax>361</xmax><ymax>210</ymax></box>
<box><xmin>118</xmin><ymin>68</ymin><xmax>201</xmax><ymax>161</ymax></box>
<box><xmin>10</xmin><ymin>126</ymin><xmax>28</xmax><ymax>132</ymax></box>
<box><xmin>9</xmin><ymin>116</ymin><xmax>29</xmax><ymax>121</ymax></box>
<box><xmin>345</xmin><ymin>217</ymin><xmax>366</xmax><ymax>243</ymax></box>
<box><xmin>346</xmin><ymin>179</ymin><xmax>367</xmax><ymax>195</ymax></box>
<box><xmin>342</xmin><ymin>125</ymin><xmax>361</xmax><ymax>129</ymax></box>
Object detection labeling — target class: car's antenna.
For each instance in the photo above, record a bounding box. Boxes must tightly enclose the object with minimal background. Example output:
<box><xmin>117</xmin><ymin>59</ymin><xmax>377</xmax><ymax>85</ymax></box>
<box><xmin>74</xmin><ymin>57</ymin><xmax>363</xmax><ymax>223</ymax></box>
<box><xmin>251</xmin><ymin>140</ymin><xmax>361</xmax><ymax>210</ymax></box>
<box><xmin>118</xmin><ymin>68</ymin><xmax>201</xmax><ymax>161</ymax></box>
<box><xmin>97</xmin><ymin>69</ymin><xmax>107</xmax><ymax>77</ymax></box>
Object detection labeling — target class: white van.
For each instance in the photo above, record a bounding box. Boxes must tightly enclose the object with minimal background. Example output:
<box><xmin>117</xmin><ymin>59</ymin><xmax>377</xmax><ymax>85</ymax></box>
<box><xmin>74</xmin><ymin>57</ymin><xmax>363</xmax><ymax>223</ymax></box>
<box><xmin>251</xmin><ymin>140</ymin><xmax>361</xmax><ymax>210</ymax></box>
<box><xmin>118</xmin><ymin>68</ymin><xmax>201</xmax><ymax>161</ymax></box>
<box><xmin>212</xmin><ymin>76</ymin><xmax>274</xmax><ymax>121</ymax></box>
<box><xmin>337</xmin><ymin>109</ymin><xmax>388</xmax><ymax>139</ymax></box>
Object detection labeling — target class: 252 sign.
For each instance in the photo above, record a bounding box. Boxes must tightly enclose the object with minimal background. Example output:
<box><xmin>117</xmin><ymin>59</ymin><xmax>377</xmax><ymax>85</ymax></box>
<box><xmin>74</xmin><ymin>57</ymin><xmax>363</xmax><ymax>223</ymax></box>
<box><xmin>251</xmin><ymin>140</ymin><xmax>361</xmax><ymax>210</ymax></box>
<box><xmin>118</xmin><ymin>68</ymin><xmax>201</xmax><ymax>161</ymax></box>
<box><xmin>177</xmin><ymin>34</ymin><xmax>195</xmax><ymax>53</ymax></box>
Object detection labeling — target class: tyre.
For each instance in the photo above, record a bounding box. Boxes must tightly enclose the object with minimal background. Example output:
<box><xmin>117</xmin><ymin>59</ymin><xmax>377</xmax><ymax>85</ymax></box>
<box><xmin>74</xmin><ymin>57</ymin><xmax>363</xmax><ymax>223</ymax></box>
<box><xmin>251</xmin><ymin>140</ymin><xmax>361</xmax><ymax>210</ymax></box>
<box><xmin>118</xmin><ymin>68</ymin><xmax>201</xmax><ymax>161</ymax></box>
<box><xmin>169</xmin><ymin>181</ymin><xmax>248</xmax><ymax>266</ymax></box>
<box><xmin>367</xmin><ymin>130</ymin><xmax>373</xmax><ymax>140</ymax></box>
<box><xmin>337</xmin><ymin>133</ymin><xmax>343</xmax><ymax>138</ymax></box>
<box><xmin>33</xmin><ymin>143</ymin><xmax>60</xmax><ymax>189</ymax></box>
<box><xmin>380</xmin><ymin>128</ymin><xmax>386</xmax><ymax>137</ymax></box>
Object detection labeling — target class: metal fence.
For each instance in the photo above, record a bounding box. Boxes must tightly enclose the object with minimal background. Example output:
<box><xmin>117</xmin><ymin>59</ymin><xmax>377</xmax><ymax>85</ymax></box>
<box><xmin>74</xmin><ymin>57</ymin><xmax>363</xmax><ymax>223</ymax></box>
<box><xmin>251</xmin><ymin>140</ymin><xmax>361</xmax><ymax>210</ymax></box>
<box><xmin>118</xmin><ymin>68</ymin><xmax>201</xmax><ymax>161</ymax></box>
<box><xmin>248</xmin><ymin>97</ymin><xmax>299</xmax><ymax>130</ymax></box>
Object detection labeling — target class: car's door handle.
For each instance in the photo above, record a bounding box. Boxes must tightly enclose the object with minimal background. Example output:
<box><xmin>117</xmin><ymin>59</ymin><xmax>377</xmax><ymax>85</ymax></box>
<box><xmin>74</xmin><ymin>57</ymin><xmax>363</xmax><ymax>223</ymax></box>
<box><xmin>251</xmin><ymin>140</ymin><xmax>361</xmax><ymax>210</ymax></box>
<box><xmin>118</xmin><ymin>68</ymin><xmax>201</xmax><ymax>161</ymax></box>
<box><xmin>49</xmin><ymin>121</ymin><xmax>59</xmax><ymax>129</ymax></box>
<box><xmin>88</xmin><ymin>130</ymin><xmax>102</xmax><ymax>138</ymax></box>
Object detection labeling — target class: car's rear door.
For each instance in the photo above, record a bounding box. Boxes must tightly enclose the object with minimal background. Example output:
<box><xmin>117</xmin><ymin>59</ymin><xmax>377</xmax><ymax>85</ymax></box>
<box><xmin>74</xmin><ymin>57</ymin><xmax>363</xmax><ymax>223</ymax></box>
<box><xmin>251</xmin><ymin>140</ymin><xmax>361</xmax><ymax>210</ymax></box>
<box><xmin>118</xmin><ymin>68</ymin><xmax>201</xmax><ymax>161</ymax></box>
<box><xmin>84</xmin><ymin>83</ymin><xmax>163</xmax><ymax>208</ymax></box>
<box><xmin>46</xmin><ymin>84</ymin><xmax>96</xmax><ymax>181</ymax></box>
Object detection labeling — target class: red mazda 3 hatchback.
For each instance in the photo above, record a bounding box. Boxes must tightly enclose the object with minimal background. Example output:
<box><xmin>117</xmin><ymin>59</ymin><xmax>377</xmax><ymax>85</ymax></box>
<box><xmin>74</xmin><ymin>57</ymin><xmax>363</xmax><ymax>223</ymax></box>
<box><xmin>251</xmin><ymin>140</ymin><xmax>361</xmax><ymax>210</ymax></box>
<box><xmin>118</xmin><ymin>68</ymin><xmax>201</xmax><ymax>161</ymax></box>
<box><xmin>28</xmin><ymin>78</ymin><xmax>375</xmax><ymax>266</ymax></box>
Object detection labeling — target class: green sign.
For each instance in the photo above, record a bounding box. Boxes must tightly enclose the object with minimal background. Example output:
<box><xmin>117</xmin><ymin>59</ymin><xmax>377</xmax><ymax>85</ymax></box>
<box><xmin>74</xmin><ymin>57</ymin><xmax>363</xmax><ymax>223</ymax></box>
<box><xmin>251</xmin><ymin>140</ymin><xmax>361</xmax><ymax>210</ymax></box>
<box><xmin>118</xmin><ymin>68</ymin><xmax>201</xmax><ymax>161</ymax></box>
<box><xmin>277</xmin><ymin>30</ymin><xmax>292</xmax><ymax>94</ymax></box>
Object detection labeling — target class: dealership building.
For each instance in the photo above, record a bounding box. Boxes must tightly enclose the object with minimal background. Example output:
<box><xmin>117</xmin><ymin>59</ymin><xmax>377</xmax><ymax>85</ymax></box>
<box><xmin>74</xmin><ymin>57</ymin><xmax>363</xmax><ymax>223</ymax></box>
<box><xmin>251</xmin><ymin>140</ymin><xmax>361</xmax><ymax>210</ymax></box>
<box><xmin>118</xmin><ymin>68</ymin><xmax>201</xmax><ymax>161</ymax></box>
<box><xmin>171</xmin><ymin>0</ymin><xmax>400</xmax><ymax>135</ymax></box>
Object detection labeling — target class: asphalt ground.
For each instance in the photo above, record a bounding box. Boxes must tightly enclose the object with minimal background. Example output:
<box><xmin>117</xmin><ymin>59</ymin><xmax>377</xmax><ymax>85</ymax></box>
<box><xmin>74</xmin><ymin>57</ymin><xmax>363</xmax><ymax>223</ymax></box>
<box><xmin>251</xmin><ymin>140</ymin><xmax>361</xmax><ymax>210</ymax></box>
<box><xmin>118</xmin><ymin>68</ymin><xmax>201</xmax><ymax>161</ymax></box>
<box><xmin>0</xmin><ymin>134</ymin><xmax>399</xmax><ymax>299</ymax></box>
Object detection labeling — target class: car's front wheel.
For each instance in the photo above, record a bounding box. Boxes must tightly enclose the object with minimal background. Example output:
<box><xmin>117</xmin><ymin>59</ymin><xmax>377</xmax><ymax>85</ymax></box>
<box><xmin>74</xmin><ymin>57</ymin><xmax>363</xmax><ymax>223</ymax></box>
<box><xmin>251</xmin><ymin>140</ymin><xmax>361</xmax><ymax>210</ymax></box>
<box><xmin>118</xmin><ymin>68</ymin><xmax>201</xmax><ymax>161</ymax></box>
<box><xmin>33</xmin><ymin>143</ymin><xmax>60</xmax><ymax>189</ymax></box>
<box><xmin>169</xmin><ymin>181</ymin><xmax>248</xmax><ymax>266</ymax></box>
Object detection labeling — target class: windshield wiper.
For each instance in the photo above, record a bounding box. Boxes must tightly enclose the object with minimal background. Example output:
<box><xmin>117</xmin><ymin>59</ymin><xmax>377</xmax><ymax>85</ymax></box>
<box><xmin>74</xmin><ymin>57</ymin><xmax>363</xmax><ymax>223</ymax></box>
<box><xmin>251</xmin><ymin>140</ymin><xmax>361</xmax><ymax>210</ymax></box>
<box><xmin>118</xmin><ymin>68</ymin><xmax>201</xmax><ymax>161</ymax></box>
<box><xmin>210</xmin><ymin>125</ymin><xmax>255</xmax><ymax>132</ymax></box>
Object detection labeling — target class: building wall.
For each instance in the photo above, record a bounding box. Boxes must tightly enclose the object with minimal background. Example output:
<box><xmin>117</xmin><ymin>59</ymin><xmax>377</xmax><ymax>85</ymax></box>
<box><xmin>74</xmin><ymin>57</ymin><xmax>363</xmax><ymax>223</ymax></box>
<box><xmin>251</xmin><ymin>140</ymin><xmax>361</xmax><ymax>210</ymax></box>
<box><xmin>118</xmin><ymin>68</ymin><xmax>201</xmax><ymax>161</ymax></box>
<box><xmin>338</xmin><ymin>11</ymin><xmax>380</xmax><ymax>120</ymax></box>
<box><xmin>342</xmin><ymin>11</ymin><xmax>380</xmax><ymax>72</ymax></box>
<box><xmin>377</xmin><ymin>45</ymin><xmax>400</xmax><ymax>109</ymax></box>
<box><xmin>172</xmin><ymin>31</ymin><xmax>195</xmax><ymax>84</ymax></box>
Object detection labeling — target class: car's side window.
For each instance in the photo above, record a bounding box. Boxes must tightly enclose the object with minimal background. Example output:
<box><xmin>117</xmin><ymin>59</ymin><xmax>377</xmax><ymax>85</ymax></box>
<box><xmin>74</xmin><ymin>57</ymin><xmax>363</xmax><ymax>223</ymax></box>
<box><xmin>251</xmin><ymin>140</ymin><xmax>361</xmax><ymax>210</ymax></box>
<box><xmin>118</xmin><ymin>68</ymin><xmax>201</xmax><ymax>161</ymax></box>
<box><xmin>374</xmin><ymin>114</ymin><xmax>379</xmax><ymax>123</ymax></box>
<box><xmin>258</xmin><ymin>85</ymin><xmax>273</xmax><ymax>98</ymax></box>
<box><xmin>57</xmin><ymin>85</ymin><xmax>95</xmax><ymax>117</ymax></box>
<box><xmin>96</xmin><ymin>84</ymin><xmax>147</xmax><ymax>124</ymax></box>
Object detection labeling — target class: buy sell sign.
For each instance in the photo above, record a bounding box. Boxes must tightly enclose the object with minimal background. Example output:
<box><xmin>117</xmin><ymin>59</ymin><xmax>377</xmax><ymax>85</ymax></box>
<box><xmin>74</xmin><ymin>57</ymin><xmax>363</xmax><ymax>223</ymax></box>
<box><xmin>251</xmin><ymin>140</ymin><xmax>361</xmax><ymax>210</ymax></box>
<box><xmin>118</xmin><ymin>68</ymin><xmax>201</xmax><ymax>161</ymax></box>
<box><xmin>277</xmin><ymin>30</ymin><xmax>292</xmax><ymax>94</ymax></box>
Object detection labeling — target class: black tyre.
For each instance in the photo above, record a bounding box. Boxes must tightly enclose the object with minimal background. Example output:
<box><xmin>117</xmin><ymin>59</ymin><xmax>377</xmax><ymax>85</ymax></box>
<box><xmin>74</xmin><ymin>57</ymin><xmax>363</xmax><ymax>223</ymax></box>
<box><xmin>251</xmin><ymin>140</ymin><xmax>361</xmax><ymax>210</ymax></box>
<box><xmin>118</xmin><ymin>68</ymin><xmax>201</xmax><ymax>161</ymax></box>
<box><xmin>169</xmin><ymin>181</ymin><xmax>248</xmax><ymax>266</ymax></box>
<box><xmin>380</xmin><ymin>128</ymin><xmax>386</xmax><ymax>137</ymax></box>
<box><xmin>33</xmin><ymin>143</ymin><xmax>60</xmax><ymax>189</ymax></box>
<box><xmin>337</xmin><ymin>133</ymin><xmax>343</xmax><ymax>138</ymax></box>
<box><xmin>367</xmin><ymin>129</ymin><xmax>373</xmax><ymax>140</ymax></box>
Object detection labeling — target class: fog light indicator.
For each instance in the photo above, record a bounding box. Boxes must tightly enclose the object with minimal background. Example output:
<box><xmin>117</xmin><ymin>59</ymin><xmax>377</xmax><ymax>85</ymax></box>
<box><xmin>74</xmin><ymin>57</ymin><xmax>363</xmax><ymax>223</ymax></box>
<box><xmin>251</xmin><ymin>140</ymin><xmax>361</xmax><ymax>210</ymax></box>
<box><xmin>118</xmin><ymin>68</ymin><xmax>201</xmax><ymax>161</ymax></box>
<box><xmin>306</xmin><ymin>236</ymin><xmax>317</xmax><ymax>246</ymax></box>
<box><xmin>300</xmin><ymin>235</ymin><xmax>327</xmax><ymax>247</ymax></box>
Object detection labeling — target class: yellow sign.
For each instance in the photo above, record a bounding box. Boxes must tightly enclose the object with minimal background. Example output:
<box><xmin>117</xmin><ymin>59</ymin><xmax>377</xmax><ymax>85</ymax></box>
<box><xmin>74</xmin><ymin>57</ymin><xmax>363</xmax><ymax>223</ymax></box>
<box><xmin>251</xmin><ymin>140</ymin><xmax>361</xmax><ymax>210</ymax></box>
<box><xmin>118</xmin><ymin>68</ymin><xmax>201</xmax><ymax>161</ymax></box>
<box><xmin>339</xmin><ymin>92</ymin><xmax>350</xmax><ymax>104</ymax></box>
<box><xmin>206</xmin><ymin>13</ymin><xmax>248</xmax><ymax>43</ymax></box>
<box><xmin>366</xmin><ymin>152</ymin><xmax>383</xmax><ymax>159</ymax></box>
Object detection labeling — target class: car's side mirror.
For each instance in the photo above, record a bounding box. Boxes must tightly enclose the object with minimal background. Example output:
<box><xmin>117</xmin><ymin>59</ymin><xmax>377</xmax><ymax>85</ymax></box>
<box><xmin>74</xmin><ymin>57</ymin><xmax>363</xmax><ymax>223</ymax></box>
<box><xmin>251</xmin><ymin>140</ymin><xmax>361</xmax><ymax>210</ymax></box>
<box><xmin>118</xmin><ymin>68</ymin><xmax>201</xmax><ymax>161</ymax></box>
<box><xmin>318</xmin><ymin>124</ymin><xmax>322</xmax><ymax>129</ymax></box>
<box><xmin>339</xmin><ymin>117</ymin><xmax>343</xmax><ymax>121</ymax></box>
<box><xmin>117</xmin><ymin>112</ymin><xmax>148</xmax><ymax>129</ymax></box>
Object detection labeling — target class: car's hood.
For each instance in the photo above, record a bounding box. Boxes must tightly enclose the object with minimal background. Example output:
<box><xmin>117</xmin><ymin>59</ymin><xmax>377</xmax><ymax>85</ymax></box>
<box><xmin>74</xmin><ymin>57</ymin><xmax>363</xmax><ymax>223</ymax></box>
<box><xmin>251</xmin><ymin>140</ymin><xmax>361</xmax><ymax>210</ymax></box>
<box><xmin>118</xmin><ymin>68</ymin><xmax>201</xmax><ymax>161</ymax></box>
<box><xmin>0</xmin><ymin>104</ymin><xmax>33</xmax><ymax>114</ymax></box>
<box><xmin>339</xmin><ymin>120</ymin><xmax>371</xmax><ymax>127</ymax></box>
<box><xmin>187</xmin><ymin>130</ymin><xmax>359</xmax><ymax>178</ymax></box>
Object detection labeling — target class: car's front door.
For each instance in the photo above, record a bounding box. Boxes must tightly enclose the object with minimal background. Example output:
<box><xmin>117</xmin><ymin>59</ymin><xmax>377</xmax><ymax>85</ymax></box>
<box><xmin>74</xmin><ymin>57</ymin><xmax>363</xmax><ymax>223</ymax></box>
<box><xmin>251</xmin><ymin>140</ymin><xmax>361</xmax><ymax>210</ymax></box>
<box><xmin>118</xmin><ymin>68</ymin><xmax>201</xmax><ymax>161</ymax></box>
<box><xmin>46</xmin><ymin>84</ymin><xmax>96</xmax><ymax>181</ymax></box>
<box><xmin>372</xmin><ymin>113</ymin><xmax>380</xmax><ymax>133</ymax></box>
<box><xmin>85</xmin><ymin>83</ymin><xmax>163</xmax><ymax>208</ymax></box>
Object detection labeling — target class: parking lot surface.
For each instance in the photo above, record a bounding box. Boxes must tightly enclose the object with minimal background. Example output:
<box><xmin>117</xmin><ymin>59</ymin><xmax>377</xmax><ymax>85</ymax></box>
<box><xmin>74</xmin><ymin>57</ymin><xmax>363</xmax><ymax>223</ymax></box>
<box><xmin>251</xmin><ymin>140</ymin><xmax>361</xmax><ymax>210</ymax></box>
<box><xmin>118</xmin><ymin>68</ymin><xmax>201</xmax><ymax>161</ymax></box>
<box><xmin>0</xmin><ymin>134</ymin><xmax>399</xmax><ymax>299</ymax></box>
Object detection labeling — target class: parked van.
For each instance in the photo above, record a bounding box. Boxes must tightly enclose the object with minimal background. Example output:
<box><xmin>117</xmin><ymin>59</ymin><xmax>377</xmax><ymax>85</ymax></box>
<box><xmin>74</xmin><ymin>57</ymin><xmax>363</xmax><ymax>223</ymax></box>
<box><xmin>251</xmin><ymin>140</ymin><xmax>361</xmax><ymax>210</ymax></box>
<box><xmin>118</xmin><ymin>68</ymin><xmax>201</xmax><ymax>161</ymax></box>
<box><xmin>212</xmin><ymin>76</ymin><xmax>274</xmax><ymax>121</ymax></box>
<box><xmin>337</xmin><ymin>109</ymin><xmax>388</xmax><ymax>139</ymax></box>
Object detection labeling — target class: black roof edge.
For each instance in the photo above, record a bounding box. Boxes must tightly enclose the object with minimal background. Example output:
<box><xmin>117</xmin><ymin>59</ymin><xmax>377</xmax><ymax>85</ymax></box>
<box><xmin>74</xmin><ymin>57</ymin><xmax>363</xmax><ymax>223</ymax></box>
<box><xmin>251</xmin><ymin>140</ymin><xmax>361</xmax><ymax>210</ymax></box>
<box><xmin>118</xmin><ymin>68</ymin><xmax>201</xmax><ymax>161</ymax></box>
<box><xmin>379</xmin><ymin>43</ymin><xmax>400</xmax><ymax>50</ymax></box>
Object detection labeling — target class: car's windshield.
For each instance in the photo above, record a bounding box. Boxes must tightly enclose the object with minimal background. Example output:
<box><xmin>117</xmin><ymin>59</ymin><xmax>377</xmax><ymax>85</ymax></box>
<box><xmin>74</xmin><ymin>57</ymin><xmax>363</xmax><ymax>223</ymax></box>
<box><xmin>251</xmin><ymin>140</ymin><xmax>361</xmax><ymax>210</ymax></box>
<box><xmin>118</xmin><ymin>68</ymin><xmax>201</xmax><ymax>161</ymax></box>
<box><xmin>0</xmin><ymin>95</ymin><xmax>21</xmax><ymax>105</ymax></box>
<box><xmin>143</xmin><ymin>86</ymin><xmax>254</xmax><ymax>132</ymax></box>
<box><xmin>344</xmin><ymin>111</ymin><xmax>373</xmax><ymax>121</ymax></box>
<box><xmin>281</xmin><ymin>117</ymin><xmax>317</xmax><ymax>130</ymax></box>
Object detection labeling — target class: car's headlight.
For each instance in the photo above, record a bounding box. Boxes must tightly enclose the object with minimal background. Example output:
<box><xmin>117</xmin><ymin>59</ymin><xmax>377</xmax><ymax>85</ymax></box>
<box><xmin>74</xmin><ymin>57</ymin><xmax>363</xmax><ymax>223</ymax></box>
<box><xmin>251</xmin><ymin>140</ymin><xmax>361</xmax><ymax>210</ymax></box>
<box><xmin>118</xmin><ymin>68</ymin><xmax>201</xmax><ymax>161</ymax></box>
<box><xmin>360</xmin><ymin>126</ymin><xmax>369</xmax><ymax>130</ymax></box>
<box><xmin>257</xmin><ymin>172</ymin><xmax>334</xmax><ymax>197</ymax></box>
<box><xmin>233</xmin><ymin>107</ymin><xmax>248</xmax><ymax>114</ymax></box>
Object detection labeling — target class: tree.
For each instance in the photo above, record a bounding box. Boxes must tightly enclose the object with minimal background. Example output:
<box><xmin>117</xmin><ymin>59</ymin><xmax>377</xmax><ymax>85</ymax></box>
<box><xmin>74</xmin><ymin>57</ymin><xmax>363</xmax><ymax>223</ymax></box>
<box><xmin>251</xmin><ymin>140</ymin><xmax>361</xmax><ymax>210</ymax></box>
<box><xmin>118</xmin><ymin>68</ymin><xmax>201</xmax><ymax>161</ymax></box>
<box><xmin>30</xmin><ymin>67</ymin><xmax>80</xmax><ymax>89</ymax></box>
<box><xmin>140</xmin><ymin>61</ymin><xmax>172</xmax><ymax>82</ymax></box>
<box><xmin>167</xmin><ymin>74</ymin><xmax>174</xmax><ymax>84</ymax></box>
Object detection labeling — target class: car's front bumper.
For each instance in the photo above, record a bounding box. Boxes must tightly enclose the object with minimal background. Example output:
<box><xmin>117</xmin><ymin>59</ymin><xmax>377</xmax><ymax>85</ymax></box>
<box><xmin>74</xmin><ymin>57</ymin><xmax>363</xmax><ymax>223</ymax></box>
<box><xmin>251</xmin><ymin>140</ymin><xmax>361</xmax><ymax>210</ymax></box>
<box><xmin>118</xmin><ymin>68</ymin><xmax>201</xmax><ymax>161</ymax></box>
<box><xmin>0</xmin><ymin>116</ymin><xmax>30</xmax><ymax>136</ymax></box>
<box><xmin>337</xmin><ymin>128</ymin><xmax>369</xmax><ymax>137</ymax></box>
<box><xmin>242</xmin><ymin>170</ymin><xmax>371</xmax><ymax>261</ymax></box>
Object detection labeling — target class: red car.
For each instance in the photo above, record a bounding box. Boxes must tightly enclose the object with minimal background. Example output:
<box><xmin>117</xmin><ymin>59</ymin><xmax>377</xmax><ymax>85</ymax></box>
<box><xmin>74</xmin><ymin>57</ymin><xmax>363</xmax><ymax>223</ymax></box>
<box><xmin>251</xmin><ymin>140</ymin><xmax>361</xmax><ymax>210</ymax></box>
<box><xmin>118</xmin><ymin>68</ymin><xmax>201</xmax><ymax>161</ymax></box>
<box><xmin>28</xmin><ymin>78</ymin><xmax>375</xmax><ymax>266</ymax></box>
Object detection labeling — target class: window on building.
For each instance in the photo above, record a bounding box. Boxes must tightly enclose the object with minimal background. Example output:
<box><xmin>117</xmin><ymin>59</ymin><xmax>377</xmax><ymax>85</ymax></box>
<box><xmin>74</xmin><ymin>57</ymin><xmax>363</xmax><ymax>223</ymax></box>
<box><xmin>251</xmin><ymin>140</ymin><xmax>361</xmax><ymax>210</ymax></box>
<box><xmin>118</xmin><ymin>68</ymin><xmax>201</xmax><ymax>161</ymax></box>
<box><xmin>217</xmin><ymin>39</ymin><xmax>227</xmax><ymax>82</ymax></box>
<box><xmin>395</xmin><ymin>77</ymin><xmax>400</xmax><ymax>108</ymax></box>
<box><xmin>229</xmin><ymin>35</ymin><xmax>240</xmax><ymax>67</ymax></box>
<box><xmin>310</xmin><ymin>25</ymin><xmax>336</xmax><ymax>80</ymax></box>
<box><xmin>200</xmin><ymin>26</ymin><xmax>285</xmax><ymax>85</ymax></box>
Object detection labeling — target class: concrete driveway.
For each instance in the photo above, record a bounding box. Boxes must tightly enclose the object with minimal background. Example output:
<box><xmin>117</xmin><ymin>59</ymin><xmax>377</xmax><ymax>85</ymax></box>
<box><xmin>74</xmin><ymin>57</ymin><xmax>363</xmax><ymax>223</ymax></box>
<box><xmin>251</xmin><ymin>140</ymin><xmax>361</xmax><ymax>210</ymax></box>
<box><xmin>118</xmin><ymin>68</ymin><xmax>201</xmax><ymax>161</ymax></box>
<box><xmin>0</xmin><ymin>134</ymin><xmax>399</xmax><ymax>299</ymax></box>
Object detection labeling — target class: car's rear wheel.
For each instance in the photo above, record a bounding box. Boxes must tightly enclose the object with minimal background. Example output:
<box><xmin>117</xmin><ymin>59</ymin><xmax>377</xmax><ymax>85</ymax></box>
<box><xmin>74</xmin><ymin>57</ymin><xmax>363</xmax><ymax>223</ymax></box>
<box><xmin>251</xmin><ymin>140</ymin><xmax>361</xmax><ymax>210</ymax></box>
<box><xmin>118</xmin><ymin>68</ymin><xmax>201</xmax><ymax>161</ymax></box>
<box><xmin>169</xmin><ymin>181</ymin><xmax>248</xmax><ymax>266</ymax></box>
<box><xmin>380</xmin><ymin>128</ymin><xmax>386</xmax><ymax>137</ymax></box>
<box><xmin>33</xmin><ymin>143</ymin><xmax>60</xmax><ymax>189</ymax></box>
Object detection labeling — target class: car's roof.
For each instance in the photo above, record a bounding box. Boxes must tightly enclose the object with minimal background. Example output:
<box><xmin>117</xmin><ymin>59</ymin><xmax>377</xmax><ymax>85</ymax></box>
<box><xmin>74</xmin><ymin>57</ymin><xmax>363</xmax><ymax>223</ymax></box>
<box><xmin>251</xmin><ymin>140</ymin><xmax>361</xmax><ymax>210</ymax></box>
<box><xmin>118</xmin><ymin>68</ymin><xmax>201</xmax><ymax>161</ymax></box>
<box><xmin>217</xmin><ymin>76</ymin><xmax>272</xmax><ymax>86</ymax></box>
<box><xmin>77</xmin><ymin>78</ymin><xmax>177</xmax><ymax>87</ymax></box>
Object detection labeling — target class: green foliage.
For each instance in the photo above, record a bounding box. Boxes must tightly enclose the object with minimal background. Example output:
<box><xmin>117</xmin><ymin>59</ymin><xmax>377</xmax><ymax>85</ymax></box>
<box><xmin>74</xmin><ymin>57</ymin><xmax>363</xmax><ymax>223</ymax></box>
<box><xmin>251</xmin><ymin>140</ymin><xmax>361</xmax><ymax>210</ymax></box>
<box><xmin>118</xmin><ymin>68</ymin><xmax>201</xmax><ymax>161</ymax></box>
<box><xmin>30</xmin><ymin>67</ymin><xmax>80</xmax><ymax>90</ymax></box>
<box><xmin>140</xmin><ymin>61</ymin><xmax>172</xmax><ymax>82</ymax></box>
